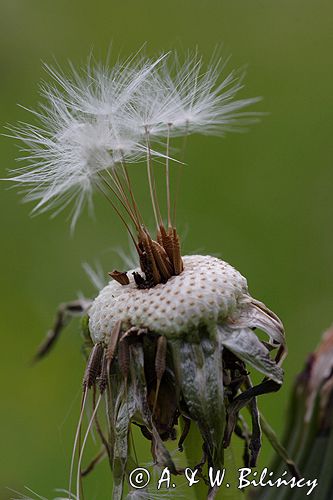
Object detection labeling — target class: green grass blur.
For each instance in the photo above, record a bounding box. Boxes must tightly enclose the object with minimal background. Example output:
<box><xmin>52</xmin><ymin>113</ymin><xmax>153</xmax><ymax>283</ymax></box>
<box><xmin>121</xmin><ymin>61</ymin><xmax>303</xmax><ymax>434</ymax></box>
<box><xmin>1</xmin><ymin>0</ymin><xmax>333</xmax><ymax>498</ymax></box>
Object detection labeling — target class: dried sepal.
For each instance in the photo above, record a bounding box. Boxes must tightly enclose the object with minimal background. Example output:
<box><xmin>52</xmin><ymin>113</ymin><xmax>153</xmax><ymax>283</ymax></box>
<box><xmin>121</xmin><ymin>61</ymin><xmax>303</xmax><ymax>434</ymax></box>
<box><xmin>170</xmin><ymin>335</ymin><xmax>225</xmax><ymax>469</ymax></box>
<box><xmin>108</xmin><ymin>340</ymin><xmax>179</xmax><ymax>500</ymax></box>
<box><xmin>230</xmin><ymin>297</ymin><xmax>285</xmax><ymax>347</ymax></box>
<box><xmin>106</xmin><ymin>320</ymin><xmax>122</xmax><ymax>365</ymax></box>
<box><xmin>218</xmin><ymin>326</ymin><xmax>284</xmax><ymax>384</ymax></box>
<box><xmin>34</xmin><ymin>298</ymin><xmax>92</xmax><ymax>362</ymax></box>
<box><xmin>155</xmin><ymin>335</ymin><xmax>167</xmax><ymax>382</ymax></box>
<box><xmin>178</xmin><ymin>415</ymin><xmax>191</xmax><ymax>452</ymax></box>
<box><xmin>152</xmin><ymin>335</ymin><xmax>169</xmax><ymax>422</ymax></box>
<box><xmin>98</xmin><ymin>350</ymin><xmax>108</xmax><ymax>394</ymax></box>
<box><xmin>242</xmin><ymin>376</ymin><xmax>262</xmax><ymax>467</ymax></box>
<box><xmin>223</xmin><ymin>378</ymin><xmax>281</xmax><ymax>450</ymax></box>
<box><xmin>118</xmin><ymin>337</ymin><xmax>130</xmax><ymax>381</ymax></box>
<box><xmin>83</xmin><ymin>342</ymin><xmax>104</xmax><ymax>389</ymax></box>
<box><xmin>81</xmin><ymin>448</ymin><xmax>107</xmax><ymax>477</ymax></box>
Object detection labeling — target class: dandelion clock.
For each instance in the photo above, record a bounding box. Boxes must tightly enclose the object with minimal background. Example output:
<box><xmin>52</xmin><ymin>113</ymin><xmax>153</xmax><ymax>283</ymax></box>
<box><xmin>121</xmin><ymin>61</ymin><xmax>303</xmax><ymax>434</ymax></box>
<box><xmin>6</xmin><ymin>50</ymin><xmax>288</xmax><ymax>500</ymax></box>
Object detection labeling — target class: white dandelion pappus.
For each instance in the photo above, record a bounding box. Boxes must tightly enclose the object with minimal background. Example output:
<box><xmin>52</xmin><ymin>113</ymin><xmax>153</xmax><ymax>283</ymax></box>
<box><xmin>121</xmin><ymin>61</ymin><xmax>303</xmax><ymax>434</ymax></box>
<box><xmin>82</xmin><ymin>261</ymin><xmax>106</xmax><ymax>291</ymax></box>
<box><xmin>120</xmin><ymin>51</ymin><xmax>262</xmax><ymax>140</ymax></box>
<box><xmin>6</xmin><ymin>53</ymin><xmax>168</xmax><ymax>229</ymax></box>
<box><xmin>41</xmin><ymin>52</ymin><xmax>168</xmax><ymax>117</ymax></box>
<box><xmin>168</xmin><ymin>52</ymin><xmax>262</xmax><ymax>135</ymax></box>
<box><xmin>7</xmin><ymin>112</ymin><xmax>144</xmax><ymax>229</ymax></box>
<box><xmin>6</xmin><ymin>50</ymin><xmax>260</xmax><ymax>231</ymax></box>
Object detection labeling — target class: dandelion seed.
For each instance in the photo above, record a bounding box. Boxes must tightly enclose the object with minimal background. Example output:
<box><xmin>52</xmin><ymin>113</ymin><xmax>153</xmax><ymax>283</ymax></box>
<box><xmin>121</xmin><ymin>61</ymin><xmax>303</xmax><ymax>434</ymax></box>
<box><xmin>122</xmin><ymin>51</ymin><xmax>261</xmax><ymax>139</ymax></box>
<box><xmin>6</xmin><ymin>49</ymin><xmax>260</xmax><ymax>233</ymax></box>
<box><xmin>82</xmin><ymin>261</ymin><xmax>106</xmax><ymax>291</ymax></box>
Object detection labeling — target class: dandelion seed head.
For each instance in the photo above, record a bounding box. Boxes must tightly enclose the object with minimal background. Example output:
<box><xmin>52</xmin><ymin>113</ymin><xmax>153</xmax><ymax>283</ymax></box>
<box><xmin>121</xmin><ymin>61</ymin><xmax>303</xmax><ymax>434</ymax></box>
<box><xmin>89</xmin><ymin>254</ymin><xmax>284</xmax><ymax>383</ymax></box>
<box><xmin>89</xmin><ymin>255</ymin><xmax>245</xmax><ymax>338</ymax></box>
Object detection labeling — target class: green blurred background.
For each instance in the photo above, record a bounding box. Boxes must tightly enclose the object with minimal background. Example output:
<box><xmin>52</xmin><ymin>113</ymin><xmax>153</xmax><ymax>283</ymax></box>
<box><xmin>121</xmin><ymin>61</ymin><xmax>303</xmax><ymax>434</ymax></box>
<box><xmin>1</xmin><ymin>0</ymin><xmax>333</xmax><ymax>498</ymax></box>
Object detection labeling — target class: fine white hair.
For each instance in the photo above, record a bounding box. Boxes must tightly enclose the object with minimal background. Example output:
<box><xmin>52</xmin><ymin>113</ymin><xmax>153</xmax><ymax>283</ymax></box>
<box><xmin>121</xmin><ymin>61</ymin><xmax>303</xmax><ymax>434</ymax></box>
<box><xmin>7</xmin><ymin>49</ymin><xmax>260</xmax><ymax>228</ymax></box>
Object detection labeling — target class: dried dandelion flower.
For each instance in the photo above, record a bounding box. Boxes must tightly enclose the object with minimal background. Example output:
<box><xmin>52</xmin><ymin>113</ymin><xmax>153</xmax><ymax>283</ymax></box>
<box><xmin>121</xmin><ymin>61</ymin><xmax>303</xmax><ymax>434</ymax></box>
<box><xmin>7</xmin><ymin>49</ymin><xmax>286</xmax><ymax>500</ymax></box>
